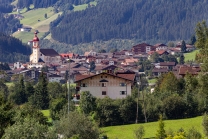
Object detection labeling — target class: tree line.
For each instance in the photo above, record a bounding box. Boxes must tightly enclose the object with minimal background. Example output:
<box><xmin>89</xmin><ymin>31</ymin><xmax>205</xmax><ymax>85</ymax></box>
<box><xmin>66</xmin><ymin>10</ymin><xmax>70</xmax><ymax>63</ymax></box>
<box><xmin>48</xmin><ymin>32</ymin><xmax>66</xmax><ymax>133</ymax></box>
<box><xmin>16</xmin><ymin>0</ymin><xmax>94</xmax><ymax>9</ymax></box>
<box><xmin>50</xmin><ymin>0</ymin><xmax>208</xmax><ymax>45</ymax></box>
<box><xmin>0</xmin><ymin>32</ymin><xmax>31</xmax><ymax>62</ymax></box>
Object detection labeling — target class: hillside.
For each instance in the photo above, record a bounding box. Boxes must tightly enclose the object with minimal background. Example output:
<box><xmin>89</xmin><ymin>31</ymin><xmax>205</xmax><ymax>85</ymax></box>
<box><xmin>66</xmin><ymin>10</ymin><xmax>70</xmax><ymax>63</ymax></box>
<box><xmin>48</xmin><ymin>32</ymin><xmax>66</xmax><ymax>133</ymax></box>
<box><xmin>51</xmin><ymin>0</ymin><xmax>208</xmax><ymax>46</ymax></box>
<box><xmin>0</xmin><ymin>33</ymin><xmax>30</xmax><ymax>62</ymax></box>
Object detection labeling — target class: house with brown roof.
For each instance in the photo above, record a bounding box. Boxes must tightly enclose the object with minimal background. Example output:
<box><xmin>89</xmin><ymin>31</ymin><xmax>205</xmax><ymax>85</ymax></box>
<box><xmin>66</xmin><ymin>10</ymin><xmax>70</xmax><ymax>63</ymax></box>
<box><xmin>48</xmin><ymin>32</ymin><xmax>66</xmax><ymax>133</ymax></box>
<box><xmin>152</xmin><ymin>67</ymin><xmax>169</xmax><ymax>77</ymax></box>
<box><xmin>177</xmin><ymin>65</ymin><xmax>201</xmax><ymax>78</ymax></box>
<box><xmin>131</xmin><ymin>43</ymin><xmax>154</xmax><ymax>54</ymax></box>
<box><xmin>154</xmin><ymin>43</ymin><xmax>168</xmax><ymax>51</ymax></box>
<box><xmin>121</xmin><ymin>58</ymin><xmax>138</xmax><ymax>66</ymax></box>
<box><xmin>95</xmin><ymin>65</ymin><xmax>123</xmax><ymax>74</ymax></box>
<box><xmin>75</xmin><ymin>72</ymin><xmax>136</xmax><ymax>99</ymax></box>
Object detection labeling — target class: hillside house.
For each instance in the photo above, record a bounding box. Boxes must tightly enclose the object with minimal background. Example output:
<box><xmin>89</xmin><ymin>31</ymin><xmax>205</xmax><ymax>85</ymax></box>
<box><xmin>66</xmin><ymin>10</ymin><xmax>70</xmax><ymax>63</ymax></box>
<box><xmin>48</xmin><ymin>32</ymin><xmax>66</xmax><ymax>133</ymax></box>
<box><xmin>75</xmin><ymin>72</ymin><xmax>136</xmax><ymax>99</ymax></box>
<box><xmin>131</xmin><ymin>43</ymin><xmax>154</xmax><ymax>54</ymax></box>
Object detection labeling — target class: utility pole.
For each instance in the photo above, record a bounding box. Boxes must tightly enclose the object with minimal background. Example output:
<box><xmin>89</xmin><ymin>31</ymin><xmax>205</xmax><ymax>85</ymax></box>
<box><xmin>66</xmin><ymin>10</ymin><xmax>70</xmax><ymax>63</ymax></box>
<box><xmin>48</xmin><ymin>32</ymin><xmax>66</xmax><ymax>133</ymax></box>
<box><xmin>68</xmin><ymin>59</ymin><xmax>70</xmax><ymax>115</ymax></box>
<box><xmin>135</xmin><ymin>75</ymin><xmax>140</xmax><ymax>124</ymax></box>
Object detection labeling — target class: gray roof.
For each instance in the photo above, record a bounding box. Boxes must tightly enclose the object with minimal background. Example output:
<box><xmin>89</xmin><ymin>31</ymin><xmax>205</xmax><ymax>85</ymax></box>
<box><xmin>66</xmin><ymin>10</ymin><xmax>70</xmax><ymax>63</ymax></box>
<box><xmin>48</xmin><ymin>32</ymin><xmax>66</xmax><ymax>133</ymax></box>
<box><xmin>40</xmin><ymin>49</ymin><xmax>59</xmax><ymax>57</ymax></box>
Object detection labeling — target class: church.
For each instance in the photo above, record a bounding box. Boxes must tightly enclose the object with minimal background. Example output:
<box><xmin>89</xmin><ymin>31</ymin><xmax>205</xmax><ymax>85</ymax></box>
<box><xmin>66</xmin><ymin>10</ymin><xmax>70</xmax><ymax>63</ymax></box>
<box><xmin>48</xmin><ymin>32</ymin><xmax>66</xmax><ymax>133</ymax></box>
<box><xmin>28</xmin><ymin>32</ymin><xmax>62</xmax><ymax>68</ymax></box>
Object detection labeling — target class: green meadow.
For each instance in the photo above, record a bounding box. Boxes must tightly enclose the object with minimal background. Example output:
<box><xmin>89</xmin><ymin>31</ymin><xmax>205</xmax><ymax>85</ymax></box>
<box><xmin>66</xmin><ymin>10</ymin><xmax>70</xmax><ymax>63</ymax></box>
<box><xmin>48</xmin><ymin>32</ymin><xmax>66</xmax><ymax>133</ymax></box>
<box><xmin>184</xmin><ymin>50</ymin><xmax>199</xmax><ymax>62</ymax></box>
<box><xmin>13</xmin><ymin>31</ymin><xmax>45</xmax><ymax>43</ymax></box>
<box><xmin>102</xmin><ymin>116</ymin><xmax>203</xmax><ymax>139</ymax></box>
<box><xmin>73</xmin><ymin>1</ymin><xmax>97</xmax><ymax>11</ymax></box>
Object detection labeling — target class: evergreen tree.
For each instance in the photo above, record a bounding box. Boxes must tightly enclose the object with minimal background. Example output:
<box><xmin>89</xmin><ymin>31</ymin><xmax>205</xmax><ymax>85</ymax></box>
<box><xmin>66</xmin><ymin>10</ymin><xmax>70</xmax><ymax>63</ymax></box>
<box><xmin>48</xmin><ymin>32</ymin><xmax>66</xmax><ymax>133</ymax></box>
<box><xmin>89</xmin><ymin>61</ymin><xmax>96</xmax><ymax>72</ymax></box>
<box><xmin>25</xmin><ymin>82</ymin><xmax>35</xmax><ymax>102</ymax></box>
<box><xmin>12</xmin><ymin>75</ymin><xmax>26</xmax><ymax>105</ymax></box>
<box><xmin>195</xmin><ymin>21</ymin><xmax>208</xmax><ymax>111</ymax></box>
<box><xmin>44</xmin><ymin>13</ymin><xmax>47</xmax><ymax>19</ymax></box>
<box><xmin>181</xmin><ymin>40</ymin><xmax>187</xmax><ymax>53</ymax></box>
<box><xmin>179</xmin><ymin>54</ymin><xmax>185</xmax><ymax>64</ymax></box>
<box><xmin>134</xmin><ymin>125</ymin><xmax>145</xmax><ymax>139</ymax></box>
<box><xmin>156</xmin><ymin>115</ymin><xmax>166</xmax><ymax>139</ymax></box>
<box><xmin>33</xmin><ymin>72</ymin><xmax>49</xmax><ymax>109</ymax></box>
<box><xmin>190</xmin><ymin>35</ymin><xmax>196</xmax><ymax>45</ymax></box>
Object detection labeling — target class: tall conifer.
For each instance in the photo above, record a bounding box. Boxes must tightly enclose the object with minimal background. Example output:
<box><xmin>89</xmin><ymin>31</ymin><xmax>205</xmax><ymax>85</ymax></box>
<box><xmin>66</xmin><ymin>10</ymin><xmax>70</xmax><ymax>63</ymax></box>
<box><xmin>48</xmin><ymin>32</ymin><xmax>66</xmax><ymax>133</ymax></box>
<box><xmin>34</xmin><ymin>72</ymin><xmax>49</xmax><ymax>109</ymax></box>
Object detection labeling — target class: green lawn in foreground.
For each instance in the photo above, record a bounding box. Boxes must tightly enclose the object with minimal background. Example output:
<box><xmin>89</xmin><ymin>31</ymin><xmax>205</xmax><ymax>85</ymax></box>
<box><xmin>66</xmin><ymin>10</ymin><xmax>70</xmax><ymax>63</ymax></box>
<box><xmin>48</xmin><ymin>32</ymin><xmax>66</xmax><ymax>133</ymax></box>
<box><xmin>184</xmin><ymin>50</ymin><xmax>199</xmax><ymax>62</ymax></box>
<box><xmin>102</xmin><ymin>116</ymin><xmax>203</xmax><ymax>139</ymax></box>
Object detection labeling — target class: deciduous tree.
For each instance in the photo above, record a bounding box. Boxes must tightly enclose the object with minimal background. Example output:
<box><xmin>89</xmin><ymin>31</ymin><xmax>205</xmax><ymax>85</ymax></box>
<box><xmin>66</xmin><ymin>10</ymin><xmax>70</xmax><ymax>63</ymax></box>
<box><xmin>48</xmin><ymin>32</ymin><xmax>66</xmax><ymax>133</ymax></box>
<box><xmin>79</xmin><ymin>91</ymin><xmax>96</xmax><ymax>115</ymax></box>
<box><xmin>55</xmin><ymin>111</ymin><xmax>100</xmax><ymax>139</ymax></box>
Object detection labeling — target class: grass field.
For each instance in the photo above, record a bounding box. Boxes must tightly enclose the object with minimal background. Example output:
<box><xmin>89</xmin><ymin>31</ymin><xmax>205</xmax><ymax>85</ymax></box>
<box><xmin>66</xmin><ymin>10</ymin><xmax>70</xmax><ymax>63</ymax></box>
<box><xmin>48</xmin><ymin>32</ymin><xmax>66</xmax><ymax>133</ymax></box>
<box><xmin>102</xmin><ymin>116</ymin><xmax>204</xmax><ymax>139</ymax></box>
<box><xmin>13</xmin><ymin>31</ymin><xmax>45</xmax><ymax>43</ymax></box>
<box><xmin>74</xmin><ymin>1</ymin><xmax>97</xmax><ymax>11</ymax></box>
<box><xmin>184</xmin><ymin>50</ymin><xmax>199</xmax><ymax>62</ymax></box>
<box><xmin>41</xmin><ymin>109</ymin><xmax>52</xmax><ymax>122</ymax></box>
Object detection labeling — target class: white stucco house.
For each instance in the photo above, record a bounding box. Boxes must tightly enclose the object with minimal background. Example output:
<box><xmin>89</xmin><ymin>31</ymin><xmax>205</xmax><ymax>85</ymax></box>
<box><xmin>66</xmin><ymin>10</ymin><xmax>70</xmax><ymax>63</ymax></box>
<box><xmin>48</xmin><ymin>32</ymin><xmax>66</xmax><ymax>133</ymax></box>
<box><xmin>75</xmin><ymin>72</ymin><xmax>136</xmax><ymax>99</ymax></box>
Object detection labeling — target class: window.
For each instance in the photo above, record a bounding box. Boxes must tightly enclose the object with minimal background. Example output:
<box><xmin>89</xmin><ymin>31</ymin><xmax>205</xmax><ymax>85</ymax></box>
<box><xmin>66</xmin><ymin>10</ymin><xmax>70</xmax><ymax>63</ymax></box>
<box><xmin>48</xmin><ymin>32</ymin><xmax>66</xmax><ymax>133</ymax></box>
<box><xmin>102</xmin><ymin>83</ymin><xmax>106</xmax><ymax>87</ymax></box>
<box><xmin>102</xmin><ymin>91</ymin><xmax>107</xmax><ymax>95</ymax></box>
<box><xmin>81</xmin><ymin>83</ymin><xmax>87</xmax><ymax>87</ymax></box>
<box><xmin>120</xmin><ymin>83</ymin><xmax>126</xmax><ymax>86</ymax></box>
<box><xmin>120</xmin><ymin>91</ymin><xmax>126</xmax><ymax>95</ymax></box>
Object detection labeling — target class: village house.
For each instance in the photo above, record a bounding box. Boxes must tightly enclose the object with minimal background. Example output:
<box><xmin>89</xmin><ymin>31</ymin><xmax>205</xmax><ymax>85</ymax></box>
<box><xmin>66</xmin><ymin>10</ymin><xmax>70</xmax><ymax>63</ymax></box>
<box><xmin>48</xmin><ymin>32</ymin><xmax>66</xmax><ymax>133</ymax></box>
<box><xmin>75</xmin><ymin>72</ymin><xmax>136</xmax><ymax>99</ymax></box>
<box><xmin>131</xmin><ymin>43</ymin><xmax>154</xmax><ymax>54</ymax></box>
<box><xmin>154</xmin><ymin>43</ymin><xmax>168</xmax><ymax>51</ymax></box>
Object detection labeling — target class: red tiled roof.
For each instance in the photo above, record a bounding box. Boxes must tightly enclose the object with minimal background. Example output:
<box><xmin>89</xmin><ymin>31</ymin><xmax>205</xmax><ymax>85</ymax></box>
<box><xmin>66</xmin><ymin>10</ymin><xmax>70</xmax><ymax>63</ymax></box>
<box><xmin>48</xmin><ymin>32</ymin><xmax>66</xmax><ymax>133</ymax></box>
<box><xmin>75</xmin><ymin>72</ymin><xmax>135</xmax><ymax>82</ymax></box>
<box><xmin>178</xmin><ymin>66</ymin><xmax>200</xmax><ymax>75</ymax></box>
<box><xmin>60</xmin><ymin>53</ymin><xmax>74</xmax><ymax>58</ymax></box>
<box><xmin>159</xmin><ymin>62</ymin><xmax>176</xmax><ymax>66</ymax></box>
<box><xmin>157</xmin><ymin>50</ymin><xmax>169</xmax><ymax>55</ymax></box>
<box><xmin>117</xmin><ymin>73</ymin><xmax>136</xmax><ymax>81</ymax></box>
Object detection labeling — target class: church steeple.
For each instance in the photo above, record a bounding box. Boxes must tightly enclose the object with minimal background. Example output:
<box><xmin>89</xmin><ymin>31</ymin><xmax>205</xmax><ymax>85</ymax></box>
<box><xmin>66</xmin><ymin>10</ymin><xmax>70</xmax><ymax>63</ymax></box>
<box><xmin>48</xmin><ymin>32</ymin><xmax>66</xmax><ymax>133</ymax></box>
<box><xmin>32</xmin><ymin>32</ymin><xmax>40</xmax><ymax>63</ymax></box>
<box><xmin>33</xmin><ymin>32</ymin><xmax>39</xmax><ymax>48</ymax></box>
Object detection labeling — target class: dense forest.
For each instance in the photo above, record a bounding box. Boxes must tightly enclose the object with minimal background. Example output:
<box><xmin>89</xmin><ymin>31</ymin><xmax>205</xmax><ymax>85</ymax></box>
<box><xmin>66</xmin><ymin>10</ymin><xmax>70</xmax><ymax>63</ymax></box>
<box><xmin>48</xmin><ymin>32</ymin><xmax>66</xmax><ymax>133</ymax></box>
<box><xmin>0</xmin><ymin>33</ymin><xmax>31</xmax><ymax>62</ymax></box>
<box><xmin>17</xmin><ymin>0</ymin><xmax>94</xmax><ymax>9</ymax></box>
<box><xmin>50</xmin><ymin>0</ymin><xmax>208</xmax><ymax>45</ymax></box>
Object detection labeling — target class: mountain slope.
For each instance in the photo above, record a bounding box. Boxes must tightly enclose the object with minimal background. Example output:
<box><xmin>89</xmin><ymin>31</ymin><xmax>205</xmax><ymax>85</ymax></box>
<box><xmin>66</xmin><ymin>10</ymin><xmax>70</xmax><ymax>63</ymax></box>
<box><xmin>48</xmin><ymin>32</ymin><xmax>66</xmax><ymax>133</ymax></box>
<box><xmin>50</xmin><ymin>0</ymin><xmax>208</xmax><ymax>45</ymax></box>
<box><xmin>0</xmin><ymin>33</ymin><xmax>31</xmax><ymax>62</ymax></box>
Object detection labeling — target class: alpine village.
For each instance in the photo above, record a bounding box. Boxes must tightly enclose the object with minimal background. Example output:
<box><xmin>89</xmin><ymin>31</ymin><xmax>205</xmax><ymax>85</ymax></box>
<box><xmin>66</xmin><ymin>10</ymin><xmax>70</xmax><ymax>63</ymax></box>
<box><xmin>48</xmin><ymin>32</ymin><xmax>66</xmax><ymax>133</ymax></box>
<box><xmin>1</xmin><ymin>0</ymin><xmax>208</xmax><ymax>139</ymax></box>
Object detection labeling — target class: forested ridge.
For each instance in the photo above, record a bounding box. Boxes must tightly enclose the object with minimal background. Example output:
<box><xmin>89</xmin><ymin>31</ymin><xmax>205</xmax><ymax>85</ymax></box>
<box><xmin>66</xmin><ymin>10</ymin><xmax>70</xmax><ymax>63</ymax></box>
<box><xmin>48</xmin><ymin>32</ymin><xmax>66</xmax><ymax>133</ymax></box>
<box><xmin>50</xmin><ymin>0</ymin><xmax>208</xmax><ymax>45</ymax></box>
<box><xmin>17</xmin><ymin>0</ymin><xmax>94</xmax><ymax>9</ymax></box>
<box><xmin>0</xmin><ymin>33</ymin><xmax>31</xmax><ymax>62</ymax></box>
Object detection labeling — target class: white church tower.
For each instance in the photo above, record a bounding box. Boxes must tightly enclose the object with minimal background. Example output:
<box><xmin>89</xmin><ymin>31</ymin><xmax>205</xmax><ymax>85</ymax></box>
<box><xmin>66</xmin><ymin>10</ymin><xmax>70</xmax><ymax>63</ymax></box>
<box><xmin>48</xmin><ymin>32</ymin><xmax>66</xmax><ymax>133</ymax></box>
<box><xmin>32</xmin><ymin>32</ymin><xmax>40</xmax><ymax>63</ymax></box>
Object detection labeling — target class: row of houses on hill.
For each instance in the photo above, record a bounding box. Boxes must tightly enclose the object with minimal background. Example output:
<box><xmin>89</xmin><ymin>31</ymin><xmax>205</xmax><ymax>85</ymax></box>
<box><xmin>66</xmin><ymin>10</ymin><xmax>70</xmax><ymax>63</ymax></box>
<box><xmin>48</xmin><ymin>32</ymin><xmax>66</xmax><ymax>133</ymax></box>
<box><xmin>3</xmin><ymin>33</ymin><xmax>199</xmax><ymax>99</ymax></box>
